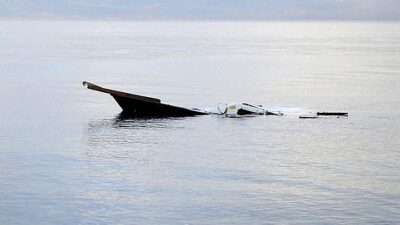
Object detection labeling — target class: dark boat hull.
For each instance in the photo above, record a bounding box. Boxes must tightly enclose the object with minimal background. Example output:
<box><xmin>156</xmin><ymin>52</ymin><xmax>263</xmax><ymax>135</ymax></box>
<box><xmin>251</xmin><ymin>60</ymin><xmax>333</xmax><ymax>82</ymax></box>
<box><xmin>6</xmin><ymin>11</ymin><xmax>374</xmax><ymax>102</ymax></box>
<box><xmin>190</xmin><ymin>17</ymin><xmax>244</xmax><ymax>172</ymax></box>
<box><xmin>112</xmin><ymin>96</ymin><xmax>205</xmax><ymax>117</ymax></box>
<box><xmin>83</xmin><ymin>81</ymin><xmax>206</xmax><ymax>117</ymax></box>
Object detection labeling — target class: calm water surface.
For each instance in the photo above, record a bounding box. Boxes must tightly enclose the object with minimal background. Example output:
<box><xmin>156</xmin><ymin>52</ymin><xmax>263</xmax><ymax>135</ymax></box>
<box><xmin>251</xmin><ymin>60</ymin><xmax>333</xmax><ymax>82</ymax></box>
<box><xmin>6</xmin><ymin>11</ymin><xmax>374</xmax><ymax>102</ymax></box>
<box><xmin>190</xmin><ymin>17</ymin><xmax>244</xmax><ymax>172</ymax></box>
<box><xmin>0</xmin><ymin>21</ymin><xmax>399</xmax><ymax>224</ymax></box>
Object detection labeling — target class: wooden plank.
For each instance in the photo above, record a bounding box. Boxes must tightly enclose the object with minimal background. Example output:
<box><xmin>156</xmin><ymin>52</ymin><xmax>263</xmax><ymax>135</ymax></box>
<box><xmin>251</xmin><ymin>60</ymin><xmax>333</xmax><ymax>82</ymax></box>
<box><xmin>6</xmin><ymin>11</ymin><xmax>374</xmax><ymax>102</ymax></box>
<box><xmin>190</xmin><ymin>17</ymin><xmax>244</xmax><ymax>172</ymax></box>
<box><xmin>299</xmin><ymin>116</ymin><xmax>318</xmax><ymax>119</ymax></box>
<box><xmin>317</xmin><ymin>112</ymin><xmax>348</xmax><ymax>116</ymax></box>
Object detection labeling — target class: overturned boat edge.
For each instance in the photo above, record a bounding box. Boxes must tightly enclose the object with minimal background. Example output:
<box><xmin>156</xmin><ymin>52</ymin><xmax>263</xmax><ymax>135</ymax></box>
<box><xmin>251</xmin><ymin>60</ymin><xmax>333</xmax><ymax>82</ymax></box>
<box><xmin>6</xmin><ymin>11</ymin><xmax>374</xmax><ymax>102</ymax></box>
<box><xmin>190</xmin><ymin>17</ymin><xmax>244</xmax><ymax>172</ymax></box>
<box><xmin>83</xmin><ymin>81</ymin><xmax>207</xmax><ymax>117</ymax></box>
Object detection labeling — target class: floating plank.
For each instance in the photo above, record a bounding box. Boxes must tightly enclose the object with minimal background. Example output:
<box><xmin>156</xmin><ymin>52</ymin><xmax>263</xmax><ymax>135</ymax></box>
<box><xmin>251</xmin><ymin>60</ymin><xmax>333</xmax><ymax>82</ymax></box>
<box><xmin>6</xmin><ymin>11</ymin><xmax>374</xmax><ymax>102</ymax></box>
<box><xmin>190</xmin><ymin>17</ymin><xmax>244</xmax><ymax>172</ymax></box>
<box><xmin>299</xmin><ymin>115</ymin><xmax>318</xmax><ymax>119</ymax></box>
<box><xmin>317</xmin><ymin>112</ymin><xmax>348</xmax><ymax>116</ymax></box>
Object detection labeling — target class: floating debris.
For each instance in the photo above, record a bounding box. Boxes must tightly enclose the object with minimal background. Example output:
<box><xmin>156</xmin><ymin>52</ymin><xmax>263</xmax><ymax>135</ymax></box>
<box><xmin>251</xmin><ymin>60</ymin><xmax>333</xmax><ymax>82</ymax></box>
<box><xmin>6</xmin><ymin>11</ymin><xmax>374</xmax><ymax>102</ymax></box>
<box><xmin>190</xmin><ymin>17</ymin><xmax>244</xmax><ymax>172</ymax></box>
<box><xmin>299</xmin><ymin>115</ymin><xmax>319</xmax><ymax>119</ymax></box>
<box><xmin>317</xmin><ymin>112</ymin><xmax>348</xmax><ymax>116</ymax></box>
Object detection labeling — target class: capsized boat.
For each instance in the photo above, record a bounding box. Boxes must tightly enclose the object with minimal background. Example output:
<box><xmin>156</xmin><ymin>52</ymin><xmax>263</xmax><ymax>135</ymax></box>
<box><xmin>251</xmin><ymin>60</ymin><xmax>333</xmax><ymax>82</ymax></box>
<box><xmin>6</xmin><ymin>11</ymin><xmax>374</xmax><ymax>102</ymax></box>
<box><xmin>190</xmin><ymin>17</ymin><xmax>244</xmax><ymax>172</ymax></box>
<box><xmin>83</xmin><ymin>81</ymin><xmax>346</xmax><ymax>118</ymax></box>
<box><xmin>83</xmin><ymin>81</ymin><xmax>283</xmax><ymax>117</ymax></box>
<box><xmin>83</xmin><ymin>81</ymin><xmax>206</xmax><ymax>117</ymax></box>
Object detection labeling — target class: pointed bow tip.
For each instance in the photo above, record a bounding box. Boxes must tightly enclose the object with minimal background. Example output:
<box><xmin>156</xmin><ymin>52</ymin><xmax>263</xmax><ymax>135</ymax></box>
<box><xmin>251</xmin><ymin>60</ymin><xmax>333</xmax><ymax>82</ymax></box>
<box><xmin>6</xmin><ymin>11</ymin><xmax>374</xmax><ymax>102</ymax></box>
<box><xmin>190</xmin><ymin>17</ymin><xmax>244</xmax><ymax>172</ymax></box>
<box><xmin>83</xmin><ymin>81</ymin><xmax>96</xmax><ymax>88</ymax></box>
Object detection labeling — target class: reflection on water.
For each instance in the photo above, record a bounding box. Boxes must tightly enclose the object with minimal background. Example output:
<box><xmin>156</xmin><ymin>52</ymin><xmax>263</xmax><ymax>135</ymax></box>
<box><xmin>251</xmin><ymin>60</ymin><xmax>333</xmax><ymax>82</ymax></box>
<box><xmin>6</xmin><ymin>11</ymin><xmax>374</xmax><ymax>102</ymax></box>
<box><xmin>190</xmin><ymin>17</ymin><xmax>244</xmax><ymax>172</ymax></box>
<box><xmin>88</xmin><ymin>112</ymin><xmax>183</xmax><ymax>130</ymax></box>
<box><xmin>79</xmin><ymin>112</ymin><xmax>400</xmax><ymax>224</ymax></box>
<box><xmin>84</xmin><ymin>113</ymin><xmax>188</xmax><ymax>161</ymax></box>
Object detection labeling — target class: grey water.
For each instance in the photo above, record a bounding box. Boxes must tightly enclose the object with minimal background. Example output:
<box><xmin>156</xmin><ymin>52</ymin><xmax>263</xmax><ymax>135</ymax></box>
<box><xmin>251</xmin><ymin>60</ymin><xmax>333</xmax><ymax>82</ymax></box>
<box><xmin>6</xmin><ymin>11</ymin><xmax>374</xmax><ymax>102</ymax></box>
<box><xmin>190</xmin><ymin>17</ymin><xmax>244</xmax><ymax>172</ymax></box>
<box><xmin>0</xmin><ymin>21</ymin><xmax>399</xmax><ymax>224</ymax></box>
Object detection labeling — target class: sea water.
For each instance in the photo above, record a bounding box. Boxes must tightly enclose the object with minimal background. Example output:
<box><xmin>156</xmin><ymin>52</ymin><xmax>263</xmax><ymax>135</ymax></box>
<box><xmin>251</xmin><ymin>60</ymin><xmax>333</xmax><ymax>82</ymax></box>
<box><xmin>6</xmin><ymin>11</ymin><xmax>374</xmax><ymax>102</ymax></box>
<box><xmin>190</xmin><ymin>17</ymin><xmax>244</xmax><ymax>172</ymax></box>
<box><xmin>0</xmin><ymin>21</ymin><xmax>399</xmax><ymax>224</ymax></box>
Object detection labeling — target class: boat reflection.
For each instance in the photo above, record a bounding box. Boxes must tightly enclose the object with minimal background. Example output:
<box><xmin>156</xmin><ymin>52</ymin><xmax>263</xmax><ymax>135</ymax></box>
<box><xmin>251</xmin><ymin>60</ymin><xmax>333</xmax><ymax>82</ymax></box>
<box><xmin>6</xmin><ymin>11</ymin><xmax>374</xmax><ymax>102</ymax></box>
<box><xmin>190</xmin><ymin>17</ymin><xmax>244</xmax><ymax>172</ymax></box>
<box><xmin>88</xmin><ymin>112</ymin><xmax>185</xmax><ymax>130</ymax></box>
<box><xmin>84</xmin><ymin>112</ymin><xmax>186</xmax><ymax>157</ymax></box>
<box><xmin>112</xmin><ymin>111</ymin><xmax>186</xmax><ymax>129</ymax></box>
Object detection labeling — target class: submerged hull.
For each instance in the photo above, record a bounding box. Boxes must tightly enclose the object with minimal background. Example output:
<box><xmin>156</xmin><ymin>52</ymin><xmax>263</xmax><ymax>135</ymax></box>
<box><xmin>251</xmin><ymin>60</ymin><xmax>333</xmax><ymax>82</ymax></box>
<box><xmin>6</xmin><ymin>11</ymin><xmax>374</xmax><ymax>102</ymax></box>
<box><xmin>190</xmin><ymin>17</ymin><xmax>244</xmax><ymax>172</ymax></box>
<box><xmin>112</xmin><ymin>96</ymin><xmax>205</xmax><ymax>117</ymax></box>
<box><xmin>83</xmin><ymin>81</ymin><xmax>206</xmax><ymax>117</ymax></box>
<box><xmin>83</xmin><ymin>81</ymin><xmax>347</xmax><ymax>118</ymax></box>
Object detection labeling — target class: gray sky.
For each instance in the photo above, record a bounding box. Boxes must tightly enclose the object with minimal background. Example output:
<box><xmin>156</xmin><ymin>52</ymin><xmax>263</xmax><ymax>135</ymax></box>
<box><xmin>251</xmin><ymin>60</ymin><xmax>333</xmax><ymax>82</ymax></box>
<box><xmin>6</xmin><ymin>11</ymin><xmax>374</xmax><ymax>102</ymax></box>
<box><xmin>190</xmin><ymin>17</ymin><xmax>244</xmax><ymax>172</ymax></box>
<box><xmin>1</xmin><ymin>0</ymin><xmax>400</xmax><ymax>20</ymax></box>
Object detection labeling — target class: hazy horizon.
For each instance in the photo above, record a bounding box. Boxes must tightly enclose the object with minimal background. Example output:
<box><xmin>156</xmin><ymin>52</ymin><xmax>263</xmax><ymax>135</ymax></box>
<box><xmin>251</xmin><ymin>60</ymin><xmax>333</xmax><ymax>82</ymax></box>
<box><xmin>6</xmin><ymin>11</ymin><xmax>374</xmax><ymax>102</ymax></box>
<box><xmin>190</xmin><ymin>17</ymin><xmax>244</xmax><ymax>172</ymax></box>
<box><xmin>1</xmin><ymin>0</ymin><xmax>400</xmax><ymax>21</ymax></box>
